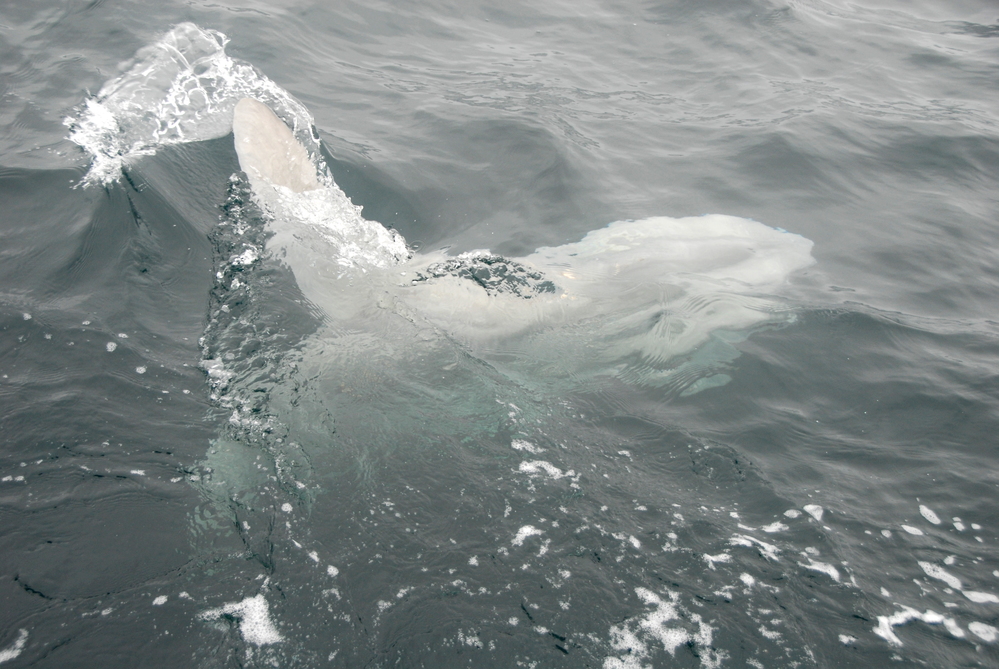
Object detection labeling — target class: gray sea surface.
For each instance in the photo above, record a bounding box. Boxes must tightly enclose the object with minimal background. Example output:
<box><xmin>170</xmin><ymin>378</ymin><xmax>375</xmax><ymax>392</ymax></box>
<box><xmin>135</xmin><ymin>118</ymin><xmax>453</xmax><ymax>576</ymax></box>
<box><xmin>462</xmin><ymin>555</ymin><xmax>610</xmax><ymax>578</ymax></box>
<box><xmin>1</xmin><ymin>1</ymin><xmax>998</xmax><ymax>667</ymax></box>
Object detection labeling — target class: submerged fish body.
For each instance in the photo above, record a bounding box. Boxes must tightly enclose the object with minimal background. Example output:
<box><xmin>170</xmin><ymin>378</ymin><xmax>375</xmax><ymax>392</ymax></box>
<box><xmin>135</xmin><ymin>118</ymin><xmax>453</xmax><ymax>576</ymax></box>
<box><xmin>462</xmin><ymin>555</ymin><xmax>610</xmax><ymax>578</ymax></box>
<box><xmin>230</xmin><ymin>95</ymin><xmax>814</xmax><ymax>372</ymax></box>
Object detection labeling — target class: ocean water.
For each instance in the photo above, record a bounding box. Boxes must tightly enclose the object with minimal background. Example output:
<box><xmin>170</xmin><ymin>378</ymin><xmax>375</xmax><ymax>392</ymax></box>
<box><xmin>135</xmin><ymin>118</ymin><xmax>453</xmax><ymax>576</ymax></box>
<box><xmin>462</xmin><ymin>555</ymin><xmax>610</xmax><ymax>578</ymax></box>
<box><xmin>1</xmin><ymin>1</ymin><xmax>998</xmax><ymax>667</ymax></box>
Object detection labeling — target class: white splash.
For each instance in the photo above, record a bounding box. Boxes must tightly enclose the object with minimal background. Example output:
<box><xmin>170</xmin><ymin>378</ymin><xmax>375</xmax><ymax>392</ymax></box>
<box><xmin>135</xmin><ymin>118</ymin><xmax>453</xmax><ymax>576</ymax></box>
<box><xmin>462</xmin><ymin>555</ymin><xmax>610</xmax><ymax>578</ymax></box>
<box><xmin>66</xmin><ymin>23</ymin><xmax>312</xmax><ymax>187</ymax></box>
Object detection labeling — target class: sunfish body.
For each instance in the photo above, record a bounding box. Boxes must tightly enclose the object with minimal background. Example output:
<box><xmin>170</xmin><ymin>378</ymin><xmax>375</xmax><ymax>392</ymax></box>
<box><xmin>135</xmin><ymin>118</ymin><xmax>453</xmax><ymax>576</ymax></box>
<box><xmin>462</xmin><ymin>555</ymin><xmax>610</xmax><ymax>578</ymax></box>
<box><xmin>230</xmin><ymin>97</ymin><xmax>814</xmax><ymax>383</ymax></box>
<box><xmin>233</xmin><ymin>98</ymin><xmax>320</xmax><ymax>194</ymax></box>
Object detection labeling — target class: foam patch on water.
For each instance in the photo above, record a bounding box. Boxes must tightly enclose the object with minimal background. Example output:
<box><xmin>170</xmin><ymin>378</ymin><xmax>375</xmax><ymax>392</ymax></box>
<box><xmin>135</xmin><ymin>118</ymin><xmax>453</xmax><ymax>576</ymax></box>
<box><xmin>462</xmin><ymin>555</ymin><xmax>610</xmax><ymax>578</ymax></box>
<box><xmin>800</xmin><ymin>559</ymin><xmax>840</xmax><ymax>582</ymax></box>
<box><xmin>518</xmin><ymin>460</ymin><xmax>570</xmax><ymax>480</ymax></box>
<box><xmin>511</xmin><ymin>439</ymin><xmax>545</xmax><ymax>454</ymax></box>
<box><xmin>200</xmin><ymin>358</ymin><xmax>234</xmax><ymax>391</ymax></box>
<box><xmin>916</xmin><ymin>560</ymin><xmax>999</xmax><ymax>604</ymax></box>
<box><xmin>969</xmin><ymin>622</ymin><xmax>997</xmax><ymax>642</ymax></box>
<box><xmin>918</xmin><ymin>561</ymin><xmax>961</xmax><ymax>590</ymax></box>
<box><xmin>0</xmin><ymin>629</ymin><xmax>28</xmax><ymax>664</ymax></box>
<box><xmin>803</xmin><ymin>504</ymin><xmax>823</xmax><ymax>521</ymax></box>
<box><xmin>603</xmin><ymin>588</ymin><xmax>723</xmax><ymax>669</ymax></box>
<box><xmin>703</xmin><ymin>553</ymin><xmax>731</xmax><ymax>570</ymax></box>
<box><xmin>873</xmin><ymin>606</ymin><xmax>963</xmax><ymax>646</ymax></box>
<box><xmin>964</xmin><ymin>591</ymin><xmax>999</xmax><ymax>604</ymax></box>
<box><xmin>512</xmin><ymin>525</ymin><xmax>545</xmax><ymax>546</ymax></box>
<box><xmin>199</xmin><ymin>594</ymin><xmax>283</xmax><ymax>646</ymax></box>
<box><xmin>456</xmin><ymin>629</ymin><xmax>483</xmax><ymax>648</ymax></box>
<box><xmin>919</xmin><ymin>505</ymin><xmax>941</xmax><ymax>525</ymax></box>
<box><xmin>729</xmin><ymin>534</ymin><xmax>780</xmax><ymax>561</ymax></box>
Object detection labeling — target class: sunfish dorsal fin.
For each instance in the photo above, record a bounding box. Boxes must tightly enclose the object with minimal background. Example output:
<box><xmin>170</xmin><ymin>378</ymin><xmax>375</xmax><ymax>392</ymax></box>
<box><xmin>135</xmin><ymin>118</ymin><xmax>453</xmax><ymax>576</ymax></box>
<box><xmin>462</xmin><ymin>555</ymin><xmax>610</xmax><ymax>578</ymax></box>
<box><xmin>232</xmin><ymin>98</ymin><xmax>320</xmax><ymax>193</ymax></box>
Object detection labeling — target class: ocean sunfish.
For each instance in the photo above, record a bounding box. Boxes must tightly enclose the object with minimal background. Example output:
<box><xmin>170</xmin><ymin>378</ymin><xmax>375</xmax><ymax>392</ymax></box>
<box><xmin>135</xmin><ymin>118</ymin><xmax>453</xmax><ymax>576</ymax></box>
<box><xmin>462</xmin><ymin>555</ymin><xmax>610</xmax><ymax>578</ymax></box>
<box><xmin>230</xmin><ymin>97</ymin><xmax>814</xmax><ymax>375</ymax></box>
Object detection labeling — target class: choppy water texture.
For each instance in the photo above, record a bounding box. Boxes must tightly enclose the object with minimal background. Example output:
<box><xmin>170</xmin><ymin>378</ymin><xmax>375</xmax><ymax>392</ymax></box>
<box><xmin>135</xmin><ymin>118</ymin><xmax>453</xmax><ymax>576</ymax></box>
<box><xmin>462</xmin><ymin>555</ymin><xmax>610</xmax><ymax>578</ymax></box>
<box><xmin>2</xmin><ymin>2</ymin><xmax>999</xmax><ymax>668</ymax></box>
